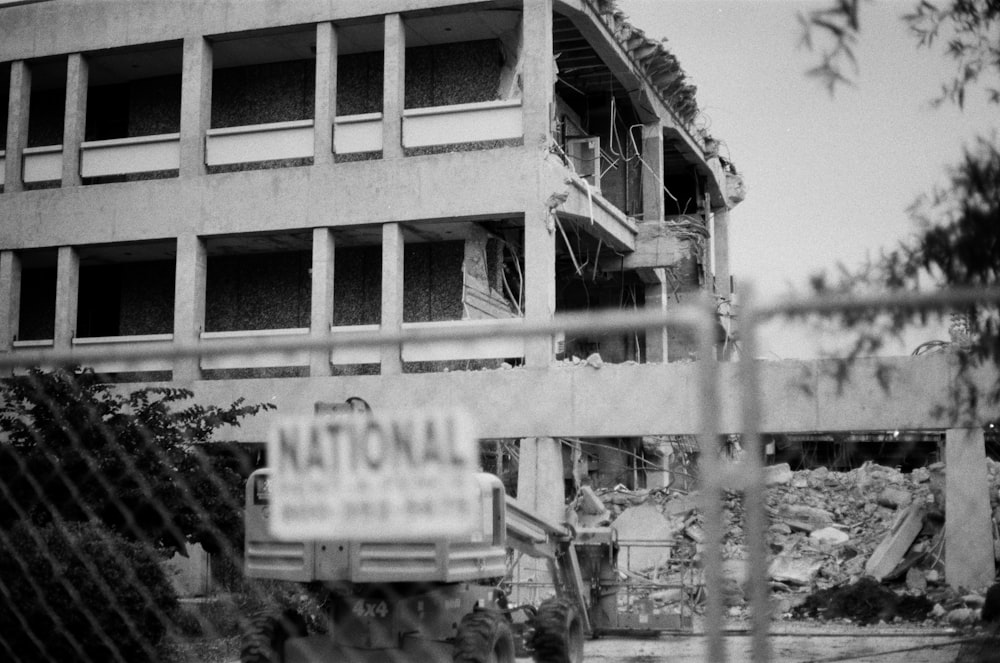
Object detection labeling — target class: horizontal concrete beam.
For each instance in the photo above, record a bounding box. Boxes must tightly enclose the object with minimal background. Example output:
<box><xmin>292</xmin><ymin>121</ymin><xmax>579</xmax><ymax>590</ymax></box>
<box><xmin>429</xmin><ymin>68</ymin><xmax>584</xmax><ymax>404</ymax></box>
<box><xmin>0</xmin><ymin>0</ymin><xmax>504</xmax><ymax>61</ymax></box>
<box><xmin>137</xmin><ymin>352</ymin><xmax>997</xmax><ymax>442</ymax></box>
<box><xmin>0</xmin><ymin>148</ymin><xmax>534</xmax><ymax>249</ymax></box>
<box><xmin>600</xmin><ymin>218</ymin><xmax>696</xmax><ymax>272</ymax></box>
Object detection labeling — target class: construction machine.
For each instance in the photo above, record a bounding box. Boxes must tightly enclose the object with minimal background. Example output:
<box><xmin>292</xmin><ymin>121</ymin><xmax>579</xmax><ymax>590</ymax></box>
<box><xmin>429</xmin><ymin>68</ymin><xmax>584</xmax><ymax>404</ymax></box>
<box><xmin>242</xmin><ymin>457</ymin><xmax>614</xmax><ymax>663</ymax></box>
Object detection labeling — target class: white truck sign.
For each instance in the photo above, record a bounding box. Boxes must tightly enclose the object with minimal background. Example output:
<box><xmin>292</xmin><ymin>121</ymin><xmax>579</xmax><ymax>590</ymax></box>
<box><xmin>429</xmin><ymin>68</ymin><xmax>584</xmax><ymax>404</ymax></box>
<box><xmin>266</xmin><ymin>409</ymin><xmax>480</xmax><ymax>540</ymax></box>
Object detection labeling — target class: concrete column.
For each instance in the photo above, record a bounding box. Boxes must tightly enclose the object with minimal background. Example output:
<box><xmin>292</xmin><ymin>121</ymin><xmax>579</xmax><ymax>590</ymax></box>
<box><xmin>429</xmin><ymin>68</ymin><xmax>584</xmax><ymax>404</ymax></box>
<box><xmin>310</xmin><ymin>227</ymin><xmax>335</xmax><ymax>377</ymax></box>
<box><xmin>180</xmin><ymin>37</ymin><xmax>212</xmax><ymax>177</ymax></box>
<box><xmin>945</xmin><ymin>427</ymin><xmax>995</xmax><ymax>590</ymax></box>
<box><xmin>521</xmin><ymin>0</ymin><xmax>554</xmax><ymax>149</ymax></box>
<box><xmin>641</xmin><ymin>123</ymin><xmax>665</xmax><ymax>222</ymax></box>
<box><xmin>382</xmin><ymin>14</ymin><xmax>405</xmax><ymax>159</ymax></box>
<box><xmin>0</xmin><ymin>251</ymin><xmax>22</xmax><ymax>352</ymax></box>
<box><xmin>314</xmin><ymin>22</ymin><xmax>337</xmax><ymax>166</ymax></box>
<box><xmin>380</xmin><ymin>222</ymin><xmax>404</xmax><ymax>374</ymax></box>
<box><xmin>642</xmin><ymin>267</ymin><xmax>669</xmax><ymax>364</ymax></box>
<box><xmin>521</xmin><ymin>0</ymin><xmax>556</xmax><ymax>368</ymax></box>
<box><xmin>173</xmin><ymin>234</ymin><xmax>207</xmax><ymax>381</ymax></box>
<box><xmin>523</xmin><ymin>205</ymin><xmax>556</xmax><ymax>368</ymax></box>
<box><xmin>62</xmin><ymin>53</ymin><xmax>88</xmax><ymax>187</ymax></box>
<box><xmin>5</xmin><ymin>60</ymin><xmax>31</xmax><ymax>193</ymax></box>
<box><xmin>514</xmin><ymin>436</ymin><xmax>565</xmax><ymax>603</ymax></box>
<box><xmin>713</xmin><ymin>208</ymin><xmax>731</xmax><ymax>300</ymax></box>
<box><xmin>54</xmin><ymin>246</ymin><xmax>79</xmax><ymax>351</ymax></box>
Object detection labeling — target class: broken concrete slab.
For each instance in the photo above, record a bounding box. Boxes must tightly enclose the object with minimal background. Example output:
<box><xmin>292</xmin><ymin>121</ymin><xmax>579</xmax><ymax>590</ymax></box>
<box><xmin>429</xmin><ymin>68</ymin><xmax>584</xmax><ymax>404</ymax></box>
<box><xmin>864</xmin><ymin>502</ymin><xmax>926</xmax><ymax>581</ymax></box>
<box><xmin>769</xmin><ymin>555</ymin><xmax>823</xmax><ymax>586</ymax></box>
<box><xmin>778</xmin><ymin>504</ymin><xmax>834</xmax><ymax>532</ymax></box>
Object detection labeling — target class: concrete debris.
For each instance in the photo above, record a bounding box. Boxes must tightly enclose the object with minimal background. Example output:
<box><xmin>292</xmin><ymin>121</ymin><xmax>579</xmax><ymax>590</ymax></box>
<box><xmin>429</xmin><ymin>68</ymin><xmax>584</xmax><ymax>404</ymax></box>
<box><xmin>809</xmin><ymin>527</ymin><xmax>849</xmax><ymax>547</ymax></box>
<box><xmin>877</xmin><ymin>486</ymin><xmax>913</xmax><ymax>509</ymax></box>
<box><xmin>770</xmin><ymin>556</ymin><xmax>823</xmax><ymax>586</ymax></box>
<box><xmin>906</xmin><ymin>567</ymin><xmax>928</xmax><ymax>593</ymax></box>
<box><xmin>579</xmin><ymin>459</ymin><xmax>1000</xmax><ymax>625</ymax></box>
<box><xmin>765</xmin><ymin>463</ymin><xmax>793</xmax><ymax>486</ymax></box>
<box><xmin>864</xmin><ymin>502</ymin><xmax>925</xmax><ymax>581</ymax></box>
<box><xmin>778</xmin><ymin>504</ymin><xmax>834</xmax><ymax>533</ymax></box>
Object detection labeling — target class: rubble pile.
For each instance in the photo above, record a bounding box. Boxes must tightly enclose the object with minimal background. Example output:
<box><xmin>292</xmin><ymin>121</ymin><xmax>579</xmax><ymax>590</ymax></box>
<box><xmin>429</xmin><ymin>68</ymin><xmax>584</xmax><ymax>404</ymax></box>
<box><xmin>570</xmin><ymin>459</ymin><xmax>1000</xmax><ymax>625</ymax></box>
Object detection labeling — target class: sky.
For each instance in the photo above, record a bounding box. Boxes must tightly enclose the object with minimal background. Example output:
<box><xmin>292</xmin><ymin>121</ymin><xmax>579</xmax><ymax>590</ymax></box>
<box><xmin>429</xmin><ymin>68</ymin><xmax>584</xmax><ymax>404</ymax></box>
<box><xmin>619</xmin><ymin>0</ymin><xmax>997</xmax><ymax>358</ymax></box>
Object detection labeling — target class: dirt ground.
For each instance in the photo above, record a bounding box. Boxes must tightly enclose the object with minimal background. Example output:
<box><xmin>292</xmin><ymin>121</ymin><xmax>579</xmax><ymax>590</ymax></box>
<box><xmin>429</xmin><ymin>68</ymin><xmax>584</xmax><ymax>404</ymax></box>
<box><xmin>576</xmin><ymin>631</ymin><xmax>967</xmax><ymax>662</ymax></box>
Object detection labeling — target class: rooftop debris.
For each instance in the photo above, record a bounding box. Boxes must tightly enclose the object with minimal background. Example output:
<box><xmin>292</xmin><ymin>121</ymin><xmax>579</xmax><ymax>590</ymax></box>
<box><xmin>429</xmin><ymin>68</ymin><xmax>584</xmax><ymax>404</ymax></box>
<box><xmin>570</xmin><ymin>460</ymin><xmax>1000</xmax><ymax>626</ymax></box>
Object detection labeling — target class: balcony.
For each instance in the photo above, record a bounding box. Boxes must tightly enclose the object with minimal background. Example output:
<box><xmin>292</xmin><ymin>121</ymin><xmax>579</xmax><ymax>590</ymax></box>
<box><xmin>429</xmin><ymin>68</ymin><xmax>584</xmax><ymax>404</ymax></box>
<box><xmin>400</xmin><ymin>318</ymin><xmax>524</xmax><ymax>362</ymax></box>
<box><xmin>80</xmin><ymin>134</ymin><xmax>180</xmax><ymax>178</ymax></box>
<box><xmin>22</xmin><ymin>145</ymin><xmax>62</xmax><ymax>184</ymax></box>
<box><xmin>333</xmin><ymin>113</ymin><xmax>383</xmax><ymax>154</ymax></box>
<box><xmin>329</xmin><ymin>318</ymin><xmax>525</xmax><ymax>367</ymax></box>
<box><xmin>205</xmin><ymin>120</ymin><xmax>314</xmax><ymax>167</ymax></box>
<box><xmin>402</xmin><ymin>100</ymin><xmax>522</xmax><ymax>149</ymax></box>
<box><xmin>200</xmin><ymin>328</ymin><xmax>310</xmax><ymax>370</ymax></box>
<box><xmin>71</xmin><ymin>334</ymin><xmax>174</xmax><ymax>373</ymax></box>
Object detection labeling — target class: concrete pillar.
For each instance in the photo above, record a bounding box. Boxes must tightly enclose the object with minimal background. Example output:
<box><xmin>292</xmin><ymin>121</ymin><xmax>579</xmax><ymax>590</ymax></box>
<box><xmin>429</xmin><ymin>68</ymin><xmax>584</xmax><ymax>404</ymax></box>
<box><xmin>173</xmin><ymin>234</ymin><xmax>207</xmax><ymax>381</ymax></box>
<box><xmin>641</xmin><ymin>123</ymin><xmax>664</xmax><ymax>222</ymax></box>
<box><xmin>313</xmin><ymin>22</ymin><xmax>337</xmax><ymax>166</ymax></box>
<box><xmin>62</xmin><ymin>53</ymin><xmax>88</xmax><ymax>187</ymax></box>
<box><xmin>382</xmin><ymin>14</ymin><xmax>405</xmax><ymax>159</ymax></box>
<box><xmin>521</xmin><ymin>0</ymin><xmax>556</xmax><ymax>368</ymax></box>
<box><xmin>713</xmin><ymin>207</ymin><xmax>731</xmax><ymax>300</ymax></box>
<box><xmin>54</xmin><ymin>246</ymin><xmax>79</xmax><ymax>352</ymax></box>
<box><xmin>5</xmin><ymin>60</ymin><xmax>31</xmax><ymax>193</ymax></box>
<box><xmin>642</xmin><ymin>267</ymin><xmax>669</xmax><ymax>364</ymax></box>
<box><xmin>180</xmin><ymin>37</ymin><xmax>212</xmax><ymax>177</ymax></box>
<box><xmin>0</xmin><ymin>251</ymin><xmax>22</xmax><ymax>352</ymax></box>
<box><xmin>523</xmin><ymin>205</ymin><xmax>555</xmax><ymax>368</ymax></box>
<box><xmin>945</xmin><ymin>427</ymin><xmax>995</xmax><ymax>590</ymax></box>
<box><xmin>514</xmin><ymin>437</ymin><xmax>565</xmax><ymax>603</ymax></box>
<box><xmin>517</xmin><ymin>437</ymin><xmax>565</xmax><ymax>522</ymax></box>
<box><xmin>310</xmin><ymin>227</ymin><xmax>335</xmax><ymax>377</ymax></box>
<box><xmin>380</xmin><ymin>222</ymin><xmax>404</xmax><ymax>374</ymax></box>
<box><xmin>521</xmin><ymin>0</ymin><xmax>553</xmax><ymax>149</ymax></box>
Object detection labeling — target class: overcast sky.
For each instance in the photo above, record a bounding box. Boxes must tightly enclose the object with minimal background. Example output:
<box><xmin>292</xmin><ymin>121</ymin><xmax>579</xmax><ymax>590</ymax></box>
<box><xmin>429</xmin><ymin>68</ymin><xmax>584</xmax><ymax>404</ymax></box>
<box><xmin>618</xmin><ymin>0</ymin><xmax>997</xmax><ymax>358</ymax></box>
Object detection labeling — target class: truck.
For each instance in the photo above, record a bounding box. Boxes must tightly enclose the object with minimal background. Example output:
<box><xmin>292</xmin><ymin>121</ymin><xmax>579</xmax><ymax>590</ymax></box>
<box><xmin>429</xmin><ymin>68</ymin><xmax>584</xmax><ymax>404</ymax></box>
<box><xmin>241</xmin><ymin>464</ymin><xmax>615</xmax><ymax>663</ymax></box>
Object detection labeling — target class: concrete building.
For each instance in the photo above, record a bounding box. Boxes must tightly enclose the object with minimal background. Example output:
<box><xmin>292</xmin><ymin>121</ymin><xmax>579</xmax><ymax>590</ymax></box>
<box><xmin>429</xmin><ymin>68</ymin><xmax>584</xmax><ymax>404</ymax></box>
<box><xmin>4</xmin><ymin>0</ymin><xmax>1000</xmax><ymax>599</ymax></box>
<box><xmin>0</xmin><ymin>0</ymin><xmax>741</xmax><ymax>506</ymax></box>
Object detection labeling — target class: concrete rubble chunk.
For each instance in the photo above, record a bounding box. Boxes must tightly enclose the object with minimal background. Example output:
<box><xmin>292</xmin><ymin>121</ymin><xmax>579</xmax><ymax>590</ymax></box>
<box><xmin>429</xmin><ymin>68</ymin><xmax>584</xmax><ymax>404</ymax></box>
<box><xmin>864</xmin><ymin>502</ymin><xmax>926</xmax><ymax>581</ymax></box>
<box><xmin>765</xmin><ymin>463</ymin><xmax>793</xmax><ymax>486</ymax></box>
<box><xmin>769</xmin><ymin>555</ymin><xmax>823</xmax><ymax>586</ymax></box>
<box><xmin>778</xmin><ymin>504</ymin><xmax>834</xmax><ymax>532</ymax></box>
<box><xmin>906</xmin><ymin>567</ymin><xmax>928</xmax><ymax>592</ymax></box>
<box><xmin>877</xmin><ymin>487</ymin><xmax>913</xmax><ymax>509</ymax></box>
<box><xmin>809</xmin><ymin>526</ymin><xmax>849</xmax><ymax>547</ymax></box>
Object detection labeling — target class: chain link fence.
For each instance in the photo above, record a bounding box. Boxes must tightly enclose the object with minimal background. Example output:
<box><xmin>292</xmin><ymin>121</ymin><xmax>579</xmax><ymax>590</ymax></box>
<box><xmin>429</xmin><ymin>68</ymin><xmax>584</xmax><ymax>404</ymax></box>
<box><xmin>0</xmin><ymin>290</ymin><xmax>996</xmax><ymax>662</ymax></box>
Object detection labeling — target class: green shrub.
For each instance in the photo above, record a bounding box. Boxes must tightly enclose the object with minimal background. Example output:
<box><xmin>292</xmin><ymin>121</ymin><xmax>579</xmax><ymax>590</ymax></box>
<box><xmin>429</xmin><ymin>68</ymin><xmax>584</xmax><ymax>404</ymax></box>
<box><xmin>0</xmin><ymin>521</ymin><xmax>179</xmax><ymax>663</ymax></box>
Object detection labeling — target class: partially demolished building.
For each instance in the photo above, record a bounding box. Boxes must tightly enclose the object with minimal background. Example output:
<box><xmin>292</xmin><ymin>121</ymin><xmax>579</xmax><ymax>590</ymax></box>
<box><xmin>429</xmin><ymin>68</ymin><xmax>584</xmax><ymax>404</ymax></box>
<box><xmin>0</xmin><ymin>0</ymin><xmax>743</xmax><ymax>494</ymax></box>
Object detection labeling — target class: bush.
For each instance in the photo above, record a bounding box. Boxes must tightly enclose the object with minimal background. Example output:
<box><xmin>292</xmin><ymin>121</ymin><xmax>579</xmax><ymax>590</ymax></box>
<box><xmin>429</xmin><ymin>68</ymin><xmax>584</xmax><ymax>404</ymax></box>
<box><xmin>0</xmin><ymin>521</ymin><xmax>179</xmax><ymax>663</ymax></box>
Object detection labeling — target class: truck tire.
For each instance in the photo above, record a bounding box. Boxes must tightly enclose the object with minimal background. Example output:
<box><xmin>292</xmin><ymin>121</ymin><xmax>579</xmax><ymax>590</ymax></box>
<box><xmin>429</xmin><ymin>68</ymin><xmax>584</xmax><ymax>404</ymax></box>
<box><xmin>240</xmin><ymin>610</ymin><xmax>307</xmax><ymax>663</ymax></box>
<box><xmin>453</xmin><ymin>610</ymin><xmax>516</xmax><ymax>663</ymax></box>
<box><xmin>528</xmin><ymin>597</ymin><xmax>585</xmax><ymax>663</ymax></box>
